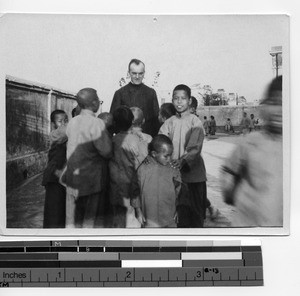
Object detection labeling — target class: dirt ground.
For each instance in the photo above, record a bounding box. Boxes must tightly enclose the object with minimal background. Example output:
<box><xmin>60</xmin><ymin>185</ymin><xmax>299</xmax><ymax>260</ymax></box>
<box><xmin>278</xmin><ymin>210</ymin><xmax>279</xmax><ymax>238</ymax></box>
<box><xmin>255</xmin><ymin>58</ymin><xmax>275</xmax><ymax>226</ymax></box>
<box><xmin>6</xmin><ymin>134</ymin><xmax>242</xmax><ymax>229</ymax></box>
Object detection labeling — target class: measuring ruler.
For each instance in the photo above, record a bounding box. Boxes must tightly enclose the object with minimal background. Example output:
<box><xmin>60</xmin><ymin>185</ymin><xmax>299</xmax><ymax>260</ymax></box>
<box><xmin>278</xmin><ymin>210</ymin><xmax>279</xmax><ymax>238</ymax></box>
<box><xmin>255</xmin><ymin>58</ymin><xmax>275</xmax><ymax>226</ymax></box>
<box><xmin>0</xmin><ymin>240</ymin><xmax>263</xmax><ymax>287</ymax></box>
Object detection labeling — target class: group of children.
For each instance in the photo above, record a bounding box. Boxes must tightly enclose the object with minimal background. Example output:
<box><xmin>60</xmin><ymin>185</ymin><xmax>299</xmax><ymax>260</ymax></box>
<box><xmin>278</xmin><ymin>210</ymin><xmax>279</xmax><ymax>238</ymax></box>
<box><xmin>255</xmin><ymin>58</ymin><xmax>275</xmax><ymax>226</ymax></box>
<box><xmin>42</xmin><ymin>84</ymin><xmax>215</xmax><ymax>229</ymax></box>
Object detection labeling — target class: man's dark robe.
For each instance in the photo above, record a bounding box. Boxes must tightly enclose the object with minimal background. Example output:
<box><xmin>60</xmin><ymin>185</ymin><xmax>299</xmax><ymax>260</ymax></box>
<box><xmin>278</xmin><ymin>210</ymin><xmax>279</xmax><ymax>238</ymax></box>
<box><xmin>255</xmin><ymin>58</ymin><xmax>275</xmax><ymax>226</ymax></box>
<box><xmin>110</xmin><ymin>82</ymin><xmax>160</xmax><ymax>137</ymax></box>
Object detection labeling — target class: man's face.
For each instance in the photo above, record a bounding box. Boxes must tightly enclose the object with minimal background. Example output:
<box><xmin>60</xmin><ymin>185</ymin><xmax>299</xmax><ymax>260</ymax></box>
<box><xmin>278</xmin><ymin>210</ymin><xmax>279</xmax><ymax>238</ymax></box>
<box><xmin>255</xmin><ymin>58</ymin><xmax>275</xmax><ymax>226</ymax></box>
<box><xmin>129</xmin><ymin>63</ymin><xmax>145</xmax><ymax>85</ymax></box>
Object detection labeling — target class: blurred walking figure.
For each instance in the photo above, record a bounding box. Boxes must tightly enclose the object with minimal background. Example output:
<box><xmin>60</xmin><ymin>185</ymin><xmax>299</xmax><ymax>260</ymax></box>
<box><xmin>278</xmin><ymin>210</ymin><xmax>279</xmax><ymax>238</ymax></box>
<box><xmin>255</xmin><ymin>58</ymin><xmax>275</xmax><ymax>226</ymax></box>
<box><xmin>249</xmin><ymin>114</ymin><xmax>258</xmax><ymax>132</ymax></box>
<box><xmin>220</xmin><ymin>76</ymin><xmax>283</xmax><ymax>227</ymax></box>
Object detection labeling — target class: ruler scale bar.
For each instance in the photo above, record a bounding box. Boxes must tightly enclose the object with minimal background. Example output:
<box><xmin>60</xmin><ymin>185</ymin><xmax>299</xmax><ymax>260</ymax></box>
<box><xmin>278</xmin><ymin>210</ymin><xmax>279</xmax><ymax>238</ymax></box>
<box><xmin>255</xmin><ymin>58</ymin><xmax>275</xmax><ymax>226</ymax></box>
<box><xmin>0</xmin><ymin>240</ymin><xmax>263</xmax><ymax>288</ymax></box>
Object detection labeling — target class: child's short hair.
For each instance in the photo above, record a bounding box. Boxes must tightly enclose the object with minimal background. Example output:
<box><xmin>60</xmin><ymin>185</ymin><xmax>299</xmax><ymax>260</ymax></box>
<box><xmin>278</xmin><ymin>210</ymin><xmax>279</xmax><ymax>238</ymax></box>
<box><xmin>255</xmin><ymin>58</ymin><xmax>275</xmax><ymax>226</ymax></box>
<box><xmin>173</xmin><ymin>84</ymin><xmax>191</xmax><ymax>98</ymax></box>
<box><xmin>190</xmin><ymin>96</ymin><xmax>198</xmax><ymax>109</ymax></box>
<box><xmin>113</xmin><ymin>106</ymin><xmax>134</xmax><ymax>131</ymax></box>
<box><xmin>98</xmin><ymin>112</ymin><xmax>113</xmax><ymax>126</ymax></box>
<box><xmin>130</xmin><ymin>107</ymin><xmax>144</xmax><ymax>127</ymax></box>
<box><xmin>50</xmin><ymin>110</ymin><xmax>66</xmax><ymax>123</ymax></box>
<box><xmin>204</xmin><ymin>116</ymin><xmax>207</xmax><ymax>120</ymax></box>
<box><xmin>160</xmin><ymin>103</ymin><xmax>176</xmax><ymax>120</ymax></box>
<box><xmin>76</xmin><ymin>88</ymin><xmax>98</xmax><ymax>109</ymax></box>
<box><xmin>72</xmin><ymin>105</ymin><xmax>81</xmax><ymax>118</ymax></box>
<box><xmin>149</xmin><ymin>134</ymin><xmax>173</xmax><ymax>154</ymax></box>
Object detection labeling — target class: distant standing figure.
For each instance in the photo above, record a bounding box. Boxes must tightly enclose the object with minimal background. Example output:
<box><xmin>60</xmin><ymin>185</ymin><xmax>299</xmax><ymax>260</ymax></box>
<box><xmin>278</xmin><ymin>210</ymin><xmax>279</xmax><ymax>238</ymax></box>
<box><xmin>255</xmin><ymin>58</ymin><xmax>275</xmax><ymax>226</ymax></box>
<box><xmin>249</xmin><ymin>114</ymin><xmax>257</xmax><ymax>132</ymax></box>
<box><xmin>209</xmin><ymin>115</ymin><xmax>216</xmax><ymax>135</ymax></box>
<box><xmin>225</xmin><ymin>118</ymin><xmax>234</xmax><ymax>133</ymax></box>
<box><xmin>110</xmin><ymin>59</ymin><xmax>160</xmax><ymax>137</ymax></box>
<box><xmin>240</xmin><ymin>112</ymin><xmax>251</xmax><ymax>135</ymax></box>
<box><xmin>203</xmin><ymin>116</ymin><xmax>209</xmax><ymax>136</ymax></box>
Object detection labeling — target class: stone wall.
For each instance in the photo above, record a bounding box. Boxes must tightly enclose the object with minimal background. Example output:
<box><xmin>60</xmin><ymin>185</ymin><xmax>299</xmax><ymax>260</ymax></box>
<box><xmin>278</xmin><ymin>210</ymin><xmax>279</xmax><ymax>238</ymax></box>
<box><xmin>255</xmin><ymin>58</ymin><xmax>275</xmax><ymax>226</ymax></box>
<box><xmin>197</xmin><ymin>105</ymin><xmax>262</xmax><ymax>132</ymax></box>
<box><xmin>6</xmin><ymin>76</ymin><xmax>76</xmax><ymax>190</ymax></box>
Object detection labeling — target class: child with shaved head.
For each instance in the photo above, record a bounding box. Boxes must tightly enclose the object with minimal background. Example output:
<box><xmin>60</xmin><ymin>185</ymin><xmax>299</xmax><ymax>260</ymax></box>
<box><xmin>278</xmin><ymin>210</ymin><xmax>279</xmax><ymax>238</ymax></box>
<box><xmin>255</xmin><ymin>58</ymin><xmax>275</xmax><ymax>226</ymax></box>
<box><xmin>65</xmin><ymin>88</ymin><xmax>112</xmax><ymax>228</ymax></box>
<box><xmin>130</xmin><ymin>107</ymin><xmax>152</xmax><ymax>144</ymax></box>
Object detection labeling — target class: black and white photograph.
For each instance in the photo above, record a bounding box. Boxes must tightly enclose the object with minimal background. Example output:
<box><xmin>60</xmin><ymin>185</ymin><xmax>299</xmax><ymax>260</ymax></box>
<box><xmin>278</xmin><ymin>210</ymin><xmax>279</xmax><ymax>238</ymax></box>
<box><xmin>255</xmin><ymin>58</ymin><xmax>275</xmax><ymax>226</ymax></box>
<box><xmin>1</xmin><ymin>14</ymin><xmax>290</xmax><ymax>235</ymax></box>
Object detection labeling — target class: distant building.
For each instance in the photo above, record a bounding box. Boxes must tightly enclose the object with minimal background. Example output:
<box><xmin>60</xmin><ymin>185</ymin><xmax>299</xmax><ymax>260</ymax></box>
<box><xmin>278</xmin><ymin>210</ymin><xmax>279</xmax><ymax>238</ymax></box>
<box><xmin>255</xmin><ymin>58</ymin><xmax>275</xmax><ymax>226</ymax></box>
<box><xmin>203</xmin><ymin>85</ymin><xmax>213</xmax><ymax>95</ymax></box>
<box><xmin>237</xmin><ymin>96</ymin><xmax>247</xmax><ymax>105</ymax></box>
<box><xmin>269</xmin><ymin>46</ymin><xmax>282</xmax><ymax>77</ymax></box>
<box><xmin>217</xmin><ymin>89</ymin><xmax>227</xmax><ymax>105</ymax></box>
<box><xmin>228</xmin><ymin>92</ymin><xmax>238</xmax><ymax>106</ymax></box>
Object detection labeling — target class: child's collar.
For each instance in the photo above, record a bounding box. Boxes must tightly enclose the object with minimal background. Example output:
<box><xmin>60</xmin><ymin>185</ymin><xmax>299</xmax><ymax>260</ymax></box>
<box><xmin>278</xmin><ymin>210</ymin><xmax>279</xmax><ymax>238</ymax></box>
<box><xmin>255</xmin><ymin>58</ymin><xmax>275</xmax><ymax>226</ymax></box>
<box><xmin>176</xmin><ymin>110</ymin><xmax>191</xmax><ymax>118</ymax></box>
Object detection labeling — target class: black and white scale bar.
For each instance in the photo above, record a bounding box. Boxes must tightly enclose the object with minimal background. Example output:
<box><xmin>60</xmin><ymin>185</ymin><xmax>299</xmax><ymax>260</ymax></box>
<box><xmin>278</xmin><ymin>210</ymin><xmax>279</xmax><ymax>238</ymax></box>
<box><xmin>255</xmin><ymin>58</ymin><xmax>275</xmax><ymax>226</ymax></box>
<box><xmin>0</xmin><ymin>267</ymin><xmax>264</xmax><ymax>287</ymax></box>
<box><xmin>0</xmin><ymin>239</ymin><xmax>263</xmax><ymax>287</ymax></box>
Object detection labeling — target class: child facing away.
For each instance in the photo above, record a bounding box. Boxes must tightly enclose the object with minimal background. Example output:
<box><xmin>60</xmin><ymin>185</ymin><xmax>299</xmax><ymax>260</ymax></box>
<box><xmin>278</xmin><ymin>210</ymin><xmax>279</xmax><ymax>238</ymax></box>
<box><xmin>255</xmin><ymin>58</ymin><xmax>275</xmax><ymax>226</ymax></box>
<box><xmin>131</xmin><ymin>135</ymin><xmax>182</xmax><ymax>228</ymax></box>
<box><xmin>158</xmin><ymin>103</ymin><xmax>177</xmax><ymax>124</ymax></box>
<box><xmin>42</xmin><ymin>110</ymin><xmax>68</xmax><ymax>228</ymax></box>
<box><xmin>130</xmin><ymin>107</ymin><xmax>152</xmax><ymax>144</ymax></box>
<box><xmin>109</xmin><ymin>106</ymin><xmax>148</xmax><ymax>228</ymax></box>
<box><xmin>64</xmin><ymin>88</ymin><xmax>112</xmax><ymax>228</ymax></box>
<box><xmin>159</xmin><ymin>84</ymin><xmax>208</xmax><ymax>227</ymax></box>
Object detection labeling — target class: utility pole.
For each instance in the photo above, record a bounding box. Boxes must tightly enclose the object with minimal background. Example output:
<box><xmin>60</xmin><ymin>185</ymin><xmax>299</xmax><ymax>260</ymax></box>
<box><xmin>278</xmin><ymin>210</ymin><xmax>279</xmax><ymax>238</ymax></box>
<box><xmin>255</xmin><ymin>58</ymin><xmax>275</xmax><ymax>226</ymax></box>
<box><xmin>269</xmin><ymin>46</ymin><xmax>282</xmax><ymax>78</ymax></box>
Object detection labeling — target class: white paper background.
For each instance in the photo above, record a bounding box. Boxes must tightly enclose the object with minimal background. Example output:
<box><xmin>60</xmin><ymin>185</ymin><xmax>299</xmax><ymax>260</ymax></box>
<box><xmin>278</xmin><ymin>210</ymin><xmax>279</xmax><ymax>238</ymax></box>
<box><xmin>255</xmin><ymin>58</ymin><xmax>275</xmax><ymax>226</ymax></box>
<box><xmin>0</xmin><ymin>0</ymin><xmax>299</xmax><ymax>295</ymax></box>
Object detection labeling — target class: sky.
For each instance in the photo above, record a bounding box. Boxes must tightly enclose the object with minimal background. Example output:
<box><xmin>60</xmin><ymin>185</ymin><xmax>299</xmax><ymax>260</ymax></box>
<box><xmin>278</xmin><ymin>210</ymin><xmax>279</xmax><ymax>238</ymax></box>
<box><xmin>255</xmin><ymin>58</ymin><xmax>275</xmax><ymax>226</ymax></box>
<box><xmin>0</xmin><ymin>14</ymin><xmax>289</xmax><ymax>111</ymax></box>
